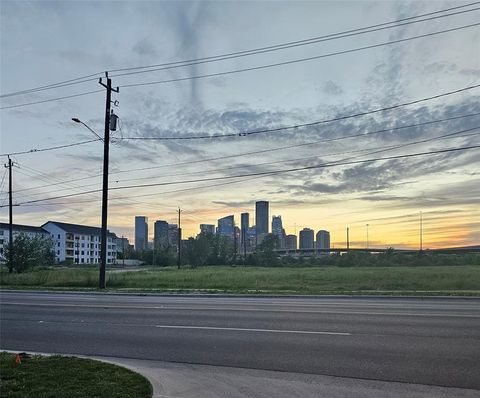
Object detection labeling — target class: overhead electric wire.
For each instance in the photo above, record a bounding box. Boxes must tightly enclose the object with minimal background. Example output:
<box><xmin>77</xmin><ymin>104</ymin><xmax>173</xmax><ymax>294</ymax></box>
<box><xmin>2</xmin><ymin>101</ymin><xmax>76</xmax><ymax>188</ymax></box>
<box><xmin>4</xmin><ymin>144</ymin><xmax>479</xmax><ymax>208</ymax></box>
<box><xmin>12</xmin><ymin>110</ymin><xmax>480</xmax><ymax>194</ymax></box>
<box><xmin>14</xmin><ymin>165</ymin><xmax>101</xmax><ymax>203</ymax></box>
<box><xmin>16</xmin><ymin>128</ymin><xmax>479</xmax><ymax>200</ymax></box>
<box><xmin>121</xmin><ymin>85</ymin><xmax>480</xmax><ymax>141</ymax></box>
<box><xmin>121</xmin><ymin>22</ymin><xmax>480</xmax><ymax>89</ymax></box>
<box><xmin>2</xmin><ymin>2</ymin><xmax>478</xmax><ymax>99</ymax></box>
<box><xmin>0</xmin><ymin>89</ymin><xmax>104</xmax><ymax>111</ymax></box>
<box><xmin>3</xmin><ymin>21</ymin><xmax>479</xmax><ymax>110</ymax></box>
<box><xmin>110</xmin><ymin>7</ymin><xmax>480</xmax><ymax>79</ymax></box>
<box><xmin>0</xmin><ymin>138</ymin><xmax>101</xmax><ymax>157</ymax></box>
<box><xmin>117</xmin><ymin>128</ymin><xmax>480</xmax><ymax>183</ymax></box>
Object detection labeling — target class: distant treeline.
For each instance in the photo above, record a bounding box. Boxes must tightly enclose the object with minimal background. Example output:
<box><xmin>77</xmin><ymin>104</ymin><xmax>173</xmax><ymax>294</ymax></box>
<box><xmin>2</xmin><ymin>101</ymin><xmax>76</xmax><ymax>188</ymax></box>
<box><xmin>124</xmin><ymin>233</ymin><xmax>480</xmax><ymax>268</ymax></box>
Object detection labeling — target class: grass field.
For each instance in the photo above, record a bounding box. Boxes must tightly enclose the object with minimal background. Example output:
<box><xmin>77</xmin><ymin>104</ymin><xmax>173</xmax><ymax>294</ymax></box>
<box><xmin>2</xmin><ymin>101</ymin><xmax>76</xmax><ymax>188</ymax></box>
<box><xmin>0</xmin><ymin>353</ymin><xmax>152</xmax><ymax>398</ymax></box>
<box><xmin>1</xmin><ymin>265</ymin><xmax>479</xmax><ymax>295</ymax></box>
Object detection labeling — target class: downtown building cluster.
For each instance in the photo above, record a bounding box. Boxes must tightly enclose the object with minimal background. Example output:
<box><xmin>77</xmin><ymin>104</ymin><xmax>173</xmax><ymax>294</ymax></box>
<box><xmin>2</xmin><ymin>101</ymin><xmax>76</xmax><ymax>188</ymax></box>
<box><xmin>134</xmin><ymin>201</ymin><xmax>331</xmax><ymax>253</ymax></box>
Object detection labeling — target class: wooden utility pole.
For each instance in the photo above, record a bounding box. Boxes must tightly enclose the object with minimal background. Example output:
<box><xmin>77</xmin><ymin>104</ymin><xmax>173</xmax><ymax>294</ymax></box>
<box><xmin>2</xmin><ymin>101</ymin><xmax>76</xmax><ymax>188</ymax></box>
<box><xmin>98</xmin><ymin>73</ymin><xmax>119</xmax><ymax>289</ymax></box>
<box><xmin>177</xmin><ymin>208</ymin><xmax>182</xmax><ymax>269</ymax></box>
<box><xmin>5</xmin><ymin>156</ymin><xmax>13</xmax><ymax>271</ymax></box>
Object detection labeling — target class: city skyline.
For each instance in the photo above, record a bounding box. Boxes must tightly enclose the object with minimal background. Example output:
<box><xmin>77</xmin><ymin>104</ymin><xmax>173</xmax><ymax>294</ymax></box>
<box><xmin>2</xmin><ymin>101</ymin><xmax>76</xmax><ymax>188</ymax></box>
<box><xmin>1</xmin><ymin>1</ymin><xmax>479</xmax><ymax>250</ymax></box>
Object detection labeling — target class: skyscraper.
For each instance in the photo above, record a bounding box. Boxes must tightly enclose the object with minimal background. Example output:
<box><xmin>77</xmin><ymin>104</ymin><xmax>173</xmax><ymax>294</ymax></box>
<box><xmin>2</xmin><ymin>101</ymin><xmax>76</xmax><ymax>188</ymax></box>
<box><xmin>286</xmin><ymin>234</ymin><xmax>297</xmax><ymax>251</ymax></box>
<box><xmin>135</xmin><ymin>216</ymin><xmax>148</xmax><ymax>251</ymax></box>
<box><xmin>316</xmin><ymin>230</ymin><xmax>331</xmax><ymax>250</ymax></box>
<box><xmin>255</xmin><ymin>201</ymin><xmax>269</xmax><ymax>244</ymax></box>
<box><xmin>299</xmin><ymin>228</ymin><xmax>314</xmax><ymax>249</ymax></box>
<box><xmin>241</xmin><ymin>213</ymin><xmax>249</xmax><ymax>249</ymax></box>
<box><xmin>154</xmin><ymin>220</ymin><xmax>169</xmax><ymax>249</ymax></box>
<box><xmin>199</xmin><ymin>224</ymin><xmax>215</xmax><ymax>235</ymax></box>
<box><xmin>168</xmin><ymin>224</ymin><xmax>179</xmax><ymax>249</ymax></box>
<box><xmin>271</xmin><ymin>215</ymin><xmax>286</xmax><ymax>248</ymax></box>
<box><xmin>217</xmin><ymin>215</ymin><xmax>234</xmax><ymax>238</ymax></box>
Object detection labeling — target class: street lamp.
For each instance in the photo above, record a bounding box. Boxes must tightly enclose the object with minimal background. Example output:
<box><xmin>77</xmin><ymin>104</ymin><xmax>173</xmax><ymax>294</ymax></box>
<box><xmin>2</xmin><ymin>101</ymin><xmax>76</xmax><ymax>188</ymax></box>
<box><xmin>72</xmin><ymin>118</ymin><xmax>103</xmax><ymax>142</ymax></box>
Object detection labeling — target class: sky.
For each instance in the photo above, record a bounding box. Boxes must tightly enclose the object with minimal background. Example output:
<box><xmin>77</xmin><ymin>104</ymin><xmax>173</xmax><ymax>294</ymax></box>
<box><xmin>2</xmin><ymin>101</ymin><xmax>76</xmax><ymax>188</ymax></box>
<box><xmin>1</xmin><ymin>0</ymin><xmax>479</xmax><ymax>249</ymax></box>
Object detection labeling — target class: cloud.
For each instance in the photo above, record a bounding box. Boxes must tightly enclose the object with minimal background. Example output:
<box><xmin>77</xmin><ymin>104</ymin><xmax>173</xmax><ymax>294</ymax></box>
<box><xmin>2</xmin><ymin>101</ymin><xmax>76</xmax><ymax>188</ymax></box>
<box><xmin>321</xmin><ymin>80</ymin><xmax>343</xmax><ymax>96</ymax></box>
<box><xmin>132</xmin><ymin>37</ymin><xmax>159</xmax><ymax>57</ymax></box>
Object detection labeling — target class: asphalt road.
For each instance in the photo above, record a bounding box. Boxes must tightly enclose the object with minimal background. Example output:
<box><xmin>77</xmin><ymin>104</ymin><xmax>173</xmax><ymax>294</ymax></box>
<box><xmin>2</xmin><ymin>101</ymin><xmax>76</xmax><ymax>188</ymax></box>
<box><xmin>1</xmin><ymin>291</ymin><xmax>479</xmax><ymax>391</ymax></box>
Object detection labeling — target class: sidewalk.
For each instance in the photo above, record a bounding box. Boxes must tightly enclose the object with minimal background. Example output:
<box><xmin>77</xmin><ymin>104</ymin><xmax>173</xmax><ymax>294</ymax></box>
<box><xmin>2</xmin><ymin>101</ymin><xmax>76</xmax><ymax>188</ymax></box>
<box><xmin>98</xmin><ymin>356</ymin><xmax>479</xmax><ymax>398</ymax></box>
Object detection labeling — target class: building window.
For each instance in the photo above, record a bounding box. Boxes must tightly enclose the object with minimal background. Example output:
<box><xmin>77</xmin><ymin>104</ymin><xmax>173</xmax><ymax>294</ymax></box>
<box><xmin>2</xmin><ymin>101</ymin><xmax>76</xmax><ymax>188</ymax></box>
<box><xmin>57</xmin><ymin>242</ymin><xmax>60</xmax><ymax>247</ymax></box>
<box><xmin>81</xmin><ymin>251</ymin><xmax>84</xmax><ymax>255</ymax></box>
<box><xmin>57</xmin><ymin>250</ymin><xmax>60</xmax><ymax>255</ymax></box>
<box><xmin>81</xmin><ymin>243</ymin><xmax>84</xmax><ymax>248</ymax></box>
<box><xmin>81</xmin><ymin>258</ymin><xmax>84</xmax><ymax>263</ymax></box>
<box><xmin>57</xmin><ymin>234</ymin><xmax>60</xmax><ymax>239</ymax></box>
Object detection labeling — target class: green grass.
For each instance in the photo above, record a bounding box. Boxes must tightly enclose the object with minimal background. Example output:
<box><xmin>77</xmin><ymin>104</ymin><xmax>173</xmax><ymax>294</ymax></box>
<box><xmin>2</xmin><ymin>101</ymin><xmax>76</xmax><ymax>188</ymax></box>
<box><xmin>0</xmin><ymin>353</ymin><xmax>152</xmax><ymax>398</ymax></box>
<box><xmin>1</xmin><ymin>265</ymin><xmax>480</xmax><ymax>295</ymax></box>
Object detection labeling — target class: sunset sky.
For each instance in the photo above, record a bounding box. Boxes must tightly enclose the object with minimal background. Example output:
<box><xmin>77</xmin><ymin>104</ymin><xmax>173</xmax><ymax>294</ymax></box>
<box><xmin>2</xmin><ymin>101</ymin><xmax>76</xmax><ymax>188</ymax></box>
<box><xmin>1</xmin><ymin>0</ymin><xmax>479</xmax><ymax>249</ymax></box>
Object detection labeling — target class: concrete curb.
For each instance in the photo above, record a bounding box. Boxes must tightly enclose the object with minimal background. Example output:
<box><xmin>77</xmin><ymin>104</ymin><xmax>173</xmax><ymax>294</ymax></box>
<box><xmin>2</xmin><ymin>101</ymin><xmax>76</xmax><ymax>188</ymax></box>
<box><xmin>1</xmin><ymin>288</ymin><xmax>480</xmax><ymax>300</ymax></box>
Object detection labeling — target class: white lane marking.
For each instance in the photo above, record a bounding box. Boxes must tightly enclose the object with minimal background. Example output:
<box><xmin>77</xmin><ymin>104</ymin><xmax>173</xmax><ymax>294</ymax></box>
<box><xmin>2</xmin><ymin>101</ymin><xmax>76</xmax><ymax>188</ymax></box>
<box><xmin>154</xmin><ymin>324</ymin><xmax>351</xmax><ymax>336</ymax></box>
<box><xmin>1</xmin><ymin>317</ymin><xmax>351</xmax><ymax>336</ymax></box>
<box><xmin>2</xmin><ymin>301</ymin><xmax>480</xmax><ymax>318</ymax></box>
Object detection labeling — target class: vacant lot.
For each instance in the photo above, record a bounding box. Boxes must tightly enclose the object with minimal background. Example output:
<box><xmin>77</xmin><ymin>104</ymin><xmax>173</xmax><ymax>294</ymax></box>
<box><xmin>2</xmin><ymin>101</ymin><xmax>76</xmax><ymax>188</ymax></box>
<box><xmin>0</xmin><ymin>353</ymin><xmax>152</xmax><ymax>398</ymax></box>
<box><xmin>1</xmin><ymin>265</ymin><xmax>479</xmax><ymax>295</ymax></box>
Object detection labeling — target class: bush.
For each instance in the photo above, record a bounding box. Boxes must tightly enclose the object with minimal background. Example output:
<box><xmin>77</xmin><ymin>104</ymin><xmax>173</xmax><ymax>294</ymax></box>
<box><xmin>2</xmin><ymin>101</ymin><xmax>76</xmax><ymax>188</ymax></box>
<box><xmin>4</xmin><ymin>233</ymin><xmax>55</xmax><ymax>273</ymax></box>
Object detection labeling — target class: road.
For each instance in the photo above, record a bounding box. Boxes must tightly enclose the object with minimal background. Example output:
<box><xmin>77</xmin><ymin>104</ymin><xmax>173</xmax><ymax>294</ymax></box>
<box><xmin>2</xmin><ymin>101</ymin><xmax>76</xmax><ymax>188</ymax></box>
<box><xmin>1</xmin><ymin>291</ymin><xmax>480</xmax><ymax>392</ymax></box>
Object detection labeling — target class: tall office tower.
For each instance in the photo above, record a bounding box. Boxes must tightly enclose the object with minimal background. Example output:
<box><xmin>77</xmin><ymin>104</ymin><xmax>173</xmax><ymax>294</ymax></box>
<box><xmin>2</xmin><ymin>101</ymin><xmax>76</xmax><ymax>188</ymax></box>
<box><xmin>255</xmin><ymin>201</ymin><xmax>269</xmax><ymax>244</ymax></box>
<box><xmin>299</xmin><ymin>228</ymin><xmax>315</xmax><ymax>249</ymax></box>
<box><xmin>199</xmin><ymin>224</ymin><xmax>215</xmax><ymax>235</ymax></box>
<box><xmin>217</xmin><ymin>215</ymin><xmax>234</xmax><ymax>238</ymax></box>
<box><xmin>241</xmin><ymin>213</ymin><xmax>249</xmax><ymax>248</ymax></box>
<box><xmin>286</xmin><ymin>234</ymin><xmax>297</xmax><ymax>251</ymax></box>
<box><xmin>271</xmin><ymin>215</ymin><xmax>285</xmax><ymax>248</ymax></box>
<box><xmin>135</xmin><ymin>216</ymin><xmax>148</xmax><ymax>251</ymax></box>
<box><xmin>168</xmin><ymin>224</ymin><xmax>179</xmax><ymax>248</ymax></box>
<box><xmin>154</xmin><ymin>220</ymin><xmax>169</xmax><ymax>249</ymax></box>
<box><xmin>316</xmin><ymin>230</ymin><xmax>331</xmax><ymax>251</ymax></box>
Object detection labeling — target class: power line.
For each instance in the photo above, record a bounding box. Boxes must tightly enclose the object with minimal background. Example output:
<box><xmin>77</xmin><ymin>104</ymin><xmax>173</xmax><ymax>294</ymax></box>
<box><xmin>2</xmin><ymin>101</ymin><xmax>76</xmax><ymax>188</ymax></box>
<box><xmin>121</xmin><ymin>85</ymin><xmax>480</xmax><ymax>141</ymax></box>
<box><xmin>0</xmin><ymin>89</ymin><xmax>104</xmax><ymax>111</ymax></box>
<box><xmin>5</xmin><ymin>144</ymin><xmax>479</xmax><ymax>207</ymax></box>
<box><xmin>2</xmin><ymin>2</ymin><xmax>478</xmax><ymax>99</ymax></box>
<box><xmin>111</xmin><ymin>2</ymin><xmax>480</xmax><ymax>74</ymax></box>
<box><xmin>112</xmin><ymin>128</ymin><xmax>480</xmax><ymax>185</ymax></box>
<box><xmin>4</xmin><ymin>82</ymin><xmax>479</xmax><ymax>160</ymax></box>
<box><xmin>121</xmin><ymin>23</ymin><xmax>480</xmax><ymax>89</ymax></box>
<box><xmin>110</xmin><ymin>8</ymin><xmax>480</xmax><ymax>79</ymax></box>
<box><xmin>12</xmin><ymin>110</ymin><xmax>480</xmax><ymax>194</ymax></box>
<box><xmin>0</xmin><ymin>138</ymin><xmax>101</xmax><ymax>157</ymax></box>
<box><xmin>4</xmin><ymin>21</ymin><xmax>478</xmax><ymax>111</ymax></box>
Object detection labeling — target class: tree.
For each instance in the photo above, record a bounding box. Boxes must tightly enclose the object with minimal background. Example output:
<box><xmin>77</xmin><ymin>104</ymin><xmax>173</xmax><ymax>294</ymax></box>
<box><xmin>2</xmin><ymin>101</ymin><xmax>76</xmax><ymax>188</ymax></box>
<box><xmin>4</xmin><ymin>233</ymin><xmax>55</xmax><ymax>273</ymax></box>
<box><xmin>255</xmin><ymin>234</ymin><xmax>280</xmax><ymax>266</ymax></box>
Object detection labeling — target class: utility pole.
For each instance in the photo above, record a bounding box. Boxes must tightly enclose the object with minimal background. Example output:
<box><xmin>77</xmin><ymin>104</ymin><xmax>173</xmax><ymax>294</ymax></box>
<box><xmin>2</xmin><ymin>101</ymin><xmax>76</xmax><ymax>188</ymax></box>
<box><xmin>243</xmin><ymin>221</ymin><xmax>247</xmax><ymax>266</ymax></box>
<box><xmin>5</xmin><ymin>156</ymin><xmax>13</xmax><ymax>272</ymax></box>
<box><xmin>98</xmin><ymin>73</ymin><xmax>119</xmax><ymax>289</ymax></box>
<box><xmin>420</xmin><ymin>211</ymin><xmax>423</xmax><ymax>252</ymax></box>
<box><xmin>233</xmin><ymin>218</ymin><xmax>237</xmax><ymax>262</ymax></box>
<box><xmin>177</xmin><ymin>208</ymin><xmax>182</xmax><ymax>269</ymax></box>
<box><xmin>346</xmin><ymin>227</ymin><xmax>350</xmax><ymax>251</ymax></box>
<box><xmin>122</xmin><ymin>235</ymin><xmax>125</xmax><ymax>267</ymax></box>
<box><xmin>152</xmin><ymin>238</ymin><xmax>155</xmax><ymax>267</ymax></box>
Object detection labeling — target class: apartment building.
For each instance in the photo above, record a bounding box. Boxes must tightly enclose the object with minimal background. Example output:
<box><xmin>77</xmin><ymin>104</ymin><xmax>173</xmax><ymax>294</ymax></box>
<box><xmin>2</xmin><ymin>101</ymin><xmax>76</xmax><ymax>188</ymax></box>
<box><xmin>42</xmin><ymin>221</ymin><xmax>117</xmax><ymax>264</ymax></box>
